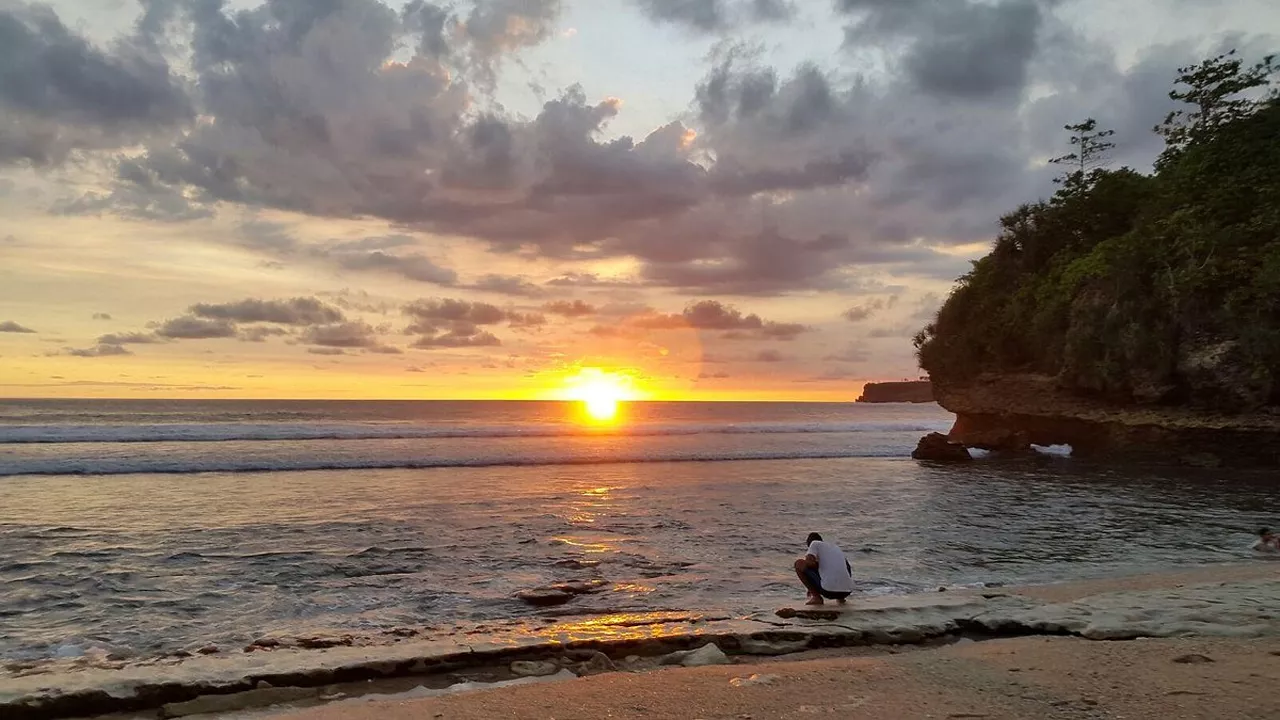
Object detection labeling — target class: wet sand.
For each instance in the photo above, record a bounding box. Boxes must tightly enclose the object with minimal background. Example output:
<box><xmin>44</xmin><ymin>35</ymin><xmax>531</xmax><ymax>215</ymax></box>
<box><xmin>269</xmin><ymin>635</ymin><xmax>1279</xmax><ymax>720</ymax></box>
<box><xmin>263</xmin><ymin>563</ymin><xmax>1280</xmax><ymax>720</ymax></box>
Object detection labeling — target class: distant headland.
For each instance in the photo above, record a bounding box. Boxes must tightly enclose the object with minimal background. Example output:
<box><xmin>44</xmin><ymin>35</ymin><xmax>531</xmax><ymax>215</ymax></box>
<box><xmin>856</xmin><ymin>380</ymin><xmax>934</xmax><ymax>404</ymax></box>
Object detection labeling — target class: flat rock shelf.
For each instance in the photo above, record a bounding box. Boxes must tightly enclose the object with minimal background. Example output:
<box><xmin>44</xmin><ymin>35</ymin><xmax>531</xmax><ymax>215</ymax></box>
<box><xmin>5</xmin><ymin>575</ymin><xmax>1280</xmax><ymax>720</ymax></box>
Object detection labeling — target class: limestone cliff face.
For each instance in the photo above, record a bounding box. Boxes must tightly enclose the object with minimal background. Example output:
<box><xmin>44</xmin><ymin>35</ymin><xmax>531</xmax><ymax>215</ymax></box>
<box><xmin>857</xmin><ymin>381</ymin><xmax>934</xmax><ymax>403</ymax></box>
<box><xmin>935</xmin><ymin>373</ymin><xmax>1280</xmax><ymax>467</ymax></box>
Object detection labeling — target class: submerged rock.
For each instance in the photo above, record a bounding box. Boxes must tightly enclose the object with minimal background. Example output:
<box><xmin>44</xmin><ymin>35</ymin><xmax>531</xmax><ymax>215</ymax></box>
<box><xmin>911</xmin><ymin>433</ymin><xmax>972</xmax><ymax>462</ymax></box>
<box><xmin>516</xmin><ymin>589</ymin><xmax>574</xmax><ymax>607</ymax></box>
<box><xmin>510</xmin><ymin>660</ymin><xmax>560</xmax><ymax>677</ymax></box>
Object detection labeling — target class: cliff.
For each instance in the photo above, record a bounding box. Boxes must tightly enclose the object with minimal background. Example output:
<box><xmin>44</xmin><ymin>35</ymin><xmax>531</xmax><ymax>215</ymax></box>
<box><xmin>934</xmin><ymin>373</ymin><xmax>1280</xmax><ymax>466</ymax></box>
<box><xmin>910</xmin><ymin>54</ymin><xmax>1280</xmax><ymax>465</ymax></box>
<box><xmin>857</xmin><ymin>381</ymin><xmax>934</xmax><ymax>404</ymax></box>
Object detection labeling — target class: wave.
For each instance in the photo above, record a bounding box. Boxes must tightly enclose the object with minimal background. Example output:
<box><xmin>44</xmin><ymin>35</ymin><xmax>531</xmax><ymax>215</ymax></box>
<box><xmin>0</xmin><ymin>446</ymin><xmax>910</xmax><ymax>477</ymax></box>
<box><xmin>0</xmin><ymin>420</ymin><xmax>949</xmax><ymax>445</ymax></box>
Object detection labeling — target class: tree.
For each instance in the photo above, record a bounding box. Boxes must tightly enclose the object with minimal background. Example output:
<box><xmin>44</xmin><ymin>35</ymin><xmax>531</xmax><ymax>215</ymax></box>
<box><xmin>1155</xmin><ymin>50</ymin><xmax>1277</xmax><ymax>167</ymax></box>
<box><xmin>1049</xmin><ymin>118</ymin><xmax>1115</xmax><ymax>197</ymax></box>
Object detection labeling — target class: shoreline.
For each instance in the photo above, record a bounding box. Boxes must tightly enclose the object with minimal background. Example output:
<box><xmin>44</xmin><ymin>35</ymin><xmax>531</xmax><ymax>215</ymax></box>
<box><xmin>5</xmin><ymin>562</ymin><xmax>1278</xmax><ymax>720</ymax></box>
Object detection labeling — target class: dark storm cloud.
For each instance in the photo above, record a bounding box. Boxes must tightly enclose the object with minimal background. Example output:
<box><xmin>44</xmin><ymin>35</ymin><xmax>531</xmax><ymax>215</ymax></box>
<box><xmin>0</xmin><ymin>321</ymin><xmax>36</xmax><ymax>333</ymax></box>
<box><xmin>0</xmin><ymin>2</ymin><xmax>190</xmax><ymax>165</ymax></box>
<box><xmin>631</xmin><ymin>0</ymin><xmax>795</xmax><ymax>32</ymax></box>
<box><xmin>191</xmin><ymin>298</ymin><xmax>346</xmax><ymax>326</ymax></box>
<box><xmin>156</xmin><ymin>316</ymin><xmax>238</xmax><ymax>339</ymax></box>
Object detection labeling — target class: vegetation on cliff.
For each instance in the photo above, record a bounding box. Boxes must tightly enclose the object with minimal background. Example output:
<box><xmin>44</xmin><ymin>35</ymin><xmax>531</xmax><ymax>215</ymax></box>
<box><xmin>915</xmin><ymin>52</ymin><xmax>1280</xmax><ymax>413</ymax></box>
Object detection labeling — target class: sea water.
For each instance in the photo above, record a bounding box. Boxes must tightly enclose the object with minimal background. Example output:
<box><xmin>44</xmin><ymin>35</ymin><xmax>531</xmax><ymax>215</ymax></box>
<box><xmin>0</xmin><ymin>399</ymin><xmax>1273</xmax><ymax>668</ymax></box>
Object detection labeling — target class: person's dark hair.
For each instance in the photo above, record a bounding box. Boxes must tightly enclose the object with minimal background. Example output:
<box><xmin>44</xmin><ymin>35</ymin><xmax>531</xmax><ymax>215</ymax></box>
<box><xmin>1261</xmin><ymin>528</ymin><xmax>1273</xmax><ymax>537</ymax></box>
<box><xmin>806</xmin><ymin>532</ymin><xmax>823</xmax><ymax>545</ymax></box>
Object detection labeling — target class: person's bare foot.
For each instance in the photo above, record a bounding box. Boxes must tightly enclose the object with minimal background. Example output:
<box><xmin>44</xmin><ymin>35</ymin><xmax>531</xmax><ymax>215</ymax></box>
<box><xmin>804</xmin><ymin>594</ymin><xmax>824</xmax><ymax>606</ymax></box>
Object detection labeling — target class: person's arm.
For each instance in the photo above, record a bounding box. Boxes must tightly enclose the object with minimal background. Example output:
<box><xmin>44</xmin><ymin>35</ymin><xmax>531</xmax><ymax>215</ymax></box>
<box><xmin>804</xmin><ymin>543</ymin><xmax>820</xmax><ymax>569</ymax></box>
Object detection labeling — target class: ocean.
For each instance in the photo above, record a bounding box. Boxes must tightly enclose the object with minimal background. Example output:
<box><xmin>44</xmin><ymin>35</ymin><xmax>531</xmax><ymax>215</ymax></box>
<box><xmin>0</xmin><ymin>398</ymin><xmax>1274</xmax><ymax>671</ymax></box>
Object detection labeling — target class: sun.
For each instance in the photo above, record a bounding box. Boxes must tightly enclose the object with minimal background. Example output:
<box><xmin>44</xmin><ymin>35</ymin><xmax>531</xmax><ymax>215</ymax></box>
<box><xmin>563</xmin><ymin>368</ymin><xmax>638</xmax><ymax>423</ymax></box>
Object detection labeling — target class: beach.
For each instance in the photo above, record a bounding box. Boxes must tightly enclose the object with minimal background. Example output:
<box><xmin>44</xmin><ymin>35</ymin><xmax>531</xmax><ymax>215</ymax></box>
<box><xmin>5</xmin><ymin>563</ymin><xmax>1280</xmax><ymax>719</ymax></box>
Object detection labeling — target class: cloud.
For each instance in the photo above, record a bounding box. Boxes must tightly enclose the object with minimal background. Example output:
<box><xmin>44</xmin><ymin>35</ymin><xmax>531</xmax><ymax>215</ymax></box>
<box><xmin>307</xmin><ymin>347</ymin><xmax>347</xmax><ymax>356</ymax></box>
<box><xmin>402</xmin><ymin>297</ymin><xmax>531</xmax><ymax>348</ymax></box>
<box><xmin>12</xmin><ymin>0</ymin><xmax>1266</xmax><ymax>303</ymax></box>
<box><xmin>63</xmin><ymin>343</ymin><xmax>132</xmax><ymax>357</ymax></box>
<box><xmin>0</xmin><ymin>321</ymin><xmax>36</xmax><ymax>333</ymax></box>
<box><xmin>753</xmin><ymin>349</ymin><xmax>789</xmax><ymax>362</ymax></box>
<box><xmin>411</xmin><ymin>329</ymin><xmax>502</xmax><ymax>348</ymax></box>
<box><xmin>698</xmin><ymin>370</ymin><xmax>731</xmax><ymax>379</ymax></box>
<box><xmin>542</xmin><ymin>300</ymin><xmax>596</xmax><ymax>317</ymax></box>
<box><xmin>156</xmin><ymin>316</ymin><xmax>237</xmax><ymax>339</ymax></box>
<box><xmin>97</xmin><ymin>332</ymin><xmax>161</xmax><ymax>345</ymax></box>
<box><xmin>631</xmin><ymin>300</ymin><xmax>810</xmax><ymax>340</ymax></box>
<box><xmin>837</xmin><ymin>0</ymin><xmax>1045</xmax><ymax>100</ymax></box>
<box><xmin>92</xmin><ymin>313</ymin><xmax>113</xmax><ymax>321</ymax></box>
<box><xmin>471</xmin><ymin>274</ymin><xmax>545</xmax><ymax>297</ymax></box>
<box><xmin>191</xmin><ymin>298</ymin><xmax>346</xmax><ymax>326</ymax></box>
<box><xmin>300</xmin><ymin>322</ymin><xmax>385</xmax><ymax>348</ymax></box>
<box><xmin>824</xmin><ymin>343</ymin><xmax>870</xmax><ymax>363</ymax></box>
<box><xmin>632</xmin><ymin>0</ymin><xmax>795</xmax><ymax>32</ymax></box>
<box><xmin>0</xmin><ymin>3</ymin><xmax>191</xmax><ymax>165</ymax></box>
<box><xmin>238</xmin><ymin>326</ymin><xmax>291</xmax><ymax>343</ymax></box>
<box><xmin>842</xmin><ymin>296</ymin><xmax>898</xmax><ymax>322</ymax></box>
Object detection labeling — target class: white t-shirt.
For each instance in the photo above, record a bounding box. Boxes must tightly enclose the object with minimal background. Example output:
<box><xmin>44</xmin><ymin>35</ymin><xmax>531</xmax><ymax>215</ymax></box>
<box><xmin>1252</xmin><ymin>538</ymin><xmax>1278</xmax><ymax>553</ymax></box>
<box><xmin>807</xmin><ymin>540</ymin><xmax>854</xmax><ymax>593</ymax></box>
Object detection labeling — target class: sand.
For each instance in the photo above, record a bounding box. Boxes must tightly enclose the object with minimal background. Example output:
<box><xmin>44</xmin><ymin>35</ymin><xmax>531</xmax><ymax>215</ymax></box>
<box><xmin>269</xmin><ymin>636</ymin><xmax>1280</xmax><ymax>720</ymax></box>
<box><xmin>261</xmin><ymin>564</ymin><xmax>1280</xmax><ymax>720</ymax></box>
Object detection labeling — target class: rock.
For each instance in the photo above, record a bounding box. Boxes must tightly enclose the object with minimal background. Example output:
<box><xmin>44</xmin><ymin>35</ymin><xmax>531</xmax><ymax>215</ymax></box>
<box><xmin>516</xmin><ymin>589</ymin><xmax>574</xmax><ymax>607</ymax></box>
<box><xmin>661</xmin><ymin>643</ymin><xmax>730</xmax><ymax>668</ymax></box>
<box><xmin>296</xmin><ymin>636</ymin><xmax>353</xmax><ymax>649</ymax></box>
<box><xmin>775</xmin><ymin>607</ymin><xmax>841</xmax><ymax>621</ymax></box>
<box><xmin>911</xmin><ymin>433</ymin><xmax>972</xmax><ymax>462</ymax></box>
<box><xmin>951</xmin><ymin>427</ymin><xmax>1031</xmax><ymax>454</ymax></box>
<box><xmin>510</xmin><ymin>660</ymin><xmax>560</xmax><ymax>678</ymax></box>
<box><xmin>856</xmin><ymin>380</ymin><xmax>934</xmax><ymax>404</ymax></box>
<box><xmin>729</xmin><ymin>674</ymin><xmax>779</xmax><ymax>687</ymax></box>
<box><xmin>1172</xmin><ymin>653</ymin><xmax>1214</xmax><ymax>664</ymax></box>
<box><xmin>1176</xmin><ymin>338</ymin><xmax>1273</xmax><ymax>413</ymax></box>
<box><xmin>573</xmin><ymin>651</ymin><xmax>616</xmax><ymax>677</ymax></box>
<box><xmin>551</xmin><ymin>579</ymin><xmax>608</xmax><ymax>595</ymax></box>
<box><xmin>196</xmin><ymin>645</ymin><xmax>220</xmax><ymax>655</ymax></box>
<box><xmin>160</xmin><ymin>687</ymin><xmax>316</xmax><ymax>718</ymax></box>
<box><xmin>736</xmin><ymin>637</ymin><xmax>810</xmax><ymax>655</ymax></box>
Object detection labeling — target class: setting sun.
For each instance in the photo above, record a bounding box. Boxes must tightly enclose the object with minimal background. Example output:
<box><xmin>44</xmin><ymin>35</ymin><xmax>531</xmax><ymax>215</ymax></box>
<box><xmin>563</xmin><ymin>368</ymin><xmax>639</xmax><ymax>423</ymax></box>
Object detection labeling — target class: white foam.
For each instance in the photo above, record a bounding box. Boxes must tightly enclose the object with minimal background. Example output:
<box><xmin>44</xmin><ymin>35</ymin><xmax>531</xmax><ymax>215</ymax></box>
<box><xmin>1031</xmin><ymin>444</ymin><xmax>1073</xmax><ymax>457</ymax></box>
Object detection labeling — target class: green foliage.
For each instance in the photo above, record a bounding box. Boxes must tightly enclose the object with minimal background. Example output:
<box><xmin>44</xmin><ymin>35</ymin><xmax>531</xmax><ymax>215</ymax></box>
<box><xmin>916</xmin><ymin>52</ymin><xmax>1280</xmax><ymax>412</ymax></box>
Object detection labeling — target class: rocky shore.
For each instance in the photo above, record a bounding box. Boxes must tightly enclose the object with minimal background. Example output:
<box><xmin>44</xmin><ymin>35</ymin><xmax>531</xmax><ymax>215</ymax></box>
<box><xmin>4</xmin><ymin>564</ymin><xmax>1277</xmax><ymax>720</ymax></box>
<box><xmin>914</xmin><ymin>373</ymin><xmax>1280</xmax><ymax>466</ymax></box>
<box><xmin>856</xmin><ymin>381</ymin><xmax>934</xmax><ymax>404</ymax></box>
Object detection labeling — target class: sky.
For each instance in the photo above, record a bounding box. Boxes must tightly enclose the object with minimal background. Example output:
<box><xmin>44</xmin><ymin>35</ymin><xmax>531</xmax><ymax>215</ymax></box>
<box><xmin>1</xmin><ymin>0</ymin><xmax>1277</xmax><ymax>401</ymax></box>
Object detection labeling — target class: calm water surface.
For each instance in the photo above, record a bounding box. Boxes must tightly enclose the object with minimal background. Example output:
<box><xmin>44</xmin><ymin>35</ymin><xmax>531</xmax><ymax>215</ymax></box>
<box><xmin>0</xmin><ymin>399</ymin><xmax>1273</xmax><ymax>666</ymax></box>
